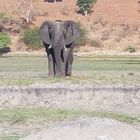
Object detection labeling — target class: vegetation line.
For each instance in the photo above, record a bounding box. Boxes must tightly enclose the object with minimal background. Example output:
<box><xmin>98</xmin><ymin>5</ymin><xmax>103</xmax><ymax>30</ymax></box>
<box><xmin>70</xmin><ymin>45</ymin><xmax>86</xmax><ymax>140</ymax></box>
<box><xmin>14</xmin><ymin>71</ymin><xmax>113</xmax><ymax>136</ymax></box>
<box><xmin>0</xmin><ymin>108</ymin><xmax>139</xmax><ymax>125</ymax></box>
<box><xmin>0</xmin><ymin>108</ymin><xmax>139</xmax><ymax>140</ymax></box>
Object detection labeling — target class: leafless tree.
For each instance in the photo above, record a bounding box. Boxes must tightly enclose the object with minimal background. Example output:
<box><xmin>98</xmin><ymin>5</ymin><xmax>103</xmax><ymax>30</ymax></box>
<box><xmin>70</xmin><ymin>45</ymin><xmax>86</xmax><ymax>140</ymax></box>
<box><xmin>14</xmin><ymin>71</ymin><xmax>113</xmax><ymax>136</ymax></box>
<box><xmin>17</xmin><ymin>0</ymin><xmax>36</xmax><ymax>26</ymax></box>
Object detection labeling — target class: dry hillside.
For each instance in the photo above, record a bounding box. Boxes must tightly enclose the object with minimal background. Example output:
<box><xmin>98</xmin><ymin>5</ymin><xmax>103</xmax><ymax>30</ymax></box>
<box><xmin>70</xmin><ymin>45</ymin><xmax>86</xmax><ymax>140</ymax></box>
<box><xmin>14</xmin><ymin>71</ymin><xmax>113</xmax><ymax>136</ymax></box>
<box><xmin>1</xmin><ymin>0</ymin><xmax>140</xmax><ymax>52</ymax></box>
<box><xmin>1</xmin><ymin>0</ymin><xmax>140</xmax><ymax>25</ymax></box>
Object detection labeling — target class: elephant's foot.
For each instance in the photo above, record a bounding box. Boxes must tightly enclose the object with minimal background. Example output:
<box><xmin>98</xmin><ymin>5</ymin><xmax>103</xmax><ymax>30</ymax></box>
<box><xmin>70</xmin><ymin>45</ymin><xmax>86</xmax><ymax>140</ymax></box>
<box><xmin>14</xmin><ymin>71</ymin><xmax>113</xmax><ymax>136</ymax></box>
<box><xmin>54</xmin><ymin>72</ymin><xmax>65</xmax><ymax>77</ymax></box>
<box><xmin>48</xmin><ymin>74</ymin><xmax>54</xmax><ymax>77</ymax></box>
<box><xmin>66</xmin><ymin>73</ymin><xmax>71</xmax><ymax>76</ymax></box>
<box><xmin>48</xmin><ymin>72</ymin><xmax>55</xmax><ymax>77</ymax></box>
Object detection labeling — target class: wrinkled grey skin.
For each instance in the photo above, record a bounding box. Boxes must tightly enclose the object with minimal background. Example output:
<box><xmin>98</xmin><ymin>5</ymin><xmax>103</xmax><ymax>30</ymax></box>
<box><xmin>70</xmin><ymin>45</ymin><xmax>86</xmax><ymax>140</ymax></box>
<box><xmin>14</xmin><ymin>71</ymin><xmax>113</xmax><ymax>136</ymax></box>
<box><xmin>39</xmin><ymin>20</ymin><xmax>80</xmax><ymax>77</ymax></box>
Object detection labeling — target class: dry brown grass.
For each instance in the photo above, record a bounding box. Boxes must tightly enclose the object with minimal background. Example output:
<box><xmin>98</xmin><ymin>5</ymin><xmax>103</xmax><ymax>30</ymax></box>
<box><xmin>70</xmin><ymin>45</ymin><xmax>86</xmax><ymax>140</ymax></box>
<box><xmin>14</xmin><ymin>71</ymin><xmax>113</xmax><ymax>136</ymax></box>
<box><xmin>1</xmin><ymin>0</ymin><xmax>140</xmax><ymax>52</ymax></box>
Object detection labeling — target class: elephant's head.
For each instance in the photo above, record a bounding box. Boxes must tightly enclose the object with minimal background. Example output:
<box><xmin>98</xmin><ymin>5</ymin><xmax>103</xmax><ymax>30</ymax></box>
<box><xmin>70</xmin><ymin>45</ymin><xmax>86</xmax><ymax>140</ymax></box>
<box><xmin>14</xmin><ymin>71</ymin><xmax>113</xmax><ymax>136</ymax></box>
<box><xmin>39</xmin><ymin>20</ymin><xmax>80</xmax><ymax>76</ymax></box>
<box><xmin>39</xmin><ymin>20</ymin><xmax>80</xmax><ymax>47</ymax></box>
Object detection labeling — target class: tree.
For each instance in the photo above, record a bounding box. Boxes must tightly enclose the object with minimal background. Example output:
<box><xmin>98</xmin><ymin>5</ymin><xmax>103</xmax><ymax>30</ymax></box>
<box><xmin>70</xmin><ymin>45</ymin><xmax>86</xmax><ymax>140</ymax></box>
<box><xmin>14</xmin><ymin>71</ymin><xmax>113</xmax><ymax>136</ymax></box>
<box><xmin>17</xmin><ymin>0</ymin><xmax>36</xmax><ymax>26</ymax></box>
<box><xmin>76</xmin><ymin>0</ymin><xmax>96</xmax><ymax>16</ymax></box>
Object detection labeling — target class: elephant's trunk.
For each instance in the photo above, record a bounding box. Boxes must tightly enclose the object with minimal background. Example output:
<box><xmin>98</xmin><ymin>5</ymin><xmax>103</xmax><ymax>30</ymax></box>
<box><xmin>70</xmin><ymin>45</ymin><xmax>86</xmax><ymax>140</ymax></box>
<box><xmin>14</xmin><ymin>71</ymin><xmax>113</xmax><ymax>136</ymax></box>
<box><xmin>53</xmin><ymin>47</ymin><xmax>65</xmax><ymax>77</ymax></box>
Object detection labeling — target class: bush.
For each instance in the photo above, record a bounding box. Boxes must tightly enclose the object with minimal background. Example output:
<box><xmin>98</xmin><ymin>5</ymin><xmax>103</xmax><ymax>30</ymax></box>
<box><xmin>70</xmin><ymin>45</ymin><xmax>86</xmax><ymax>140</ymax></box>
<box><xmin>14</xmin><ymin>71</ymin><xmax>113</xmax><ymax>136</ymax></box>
<box><xmin>0</xmin><ymin>12</ymin><xmax>7</xmax><ymax>20</ymax></box>
<box><xmin>75</xmin><ymin>22</ymin><xmax>88</xmax><ymax>46</ymax></box>
<box><xmin>124</xmin><ymin>46</ymin><xmax>136</xmax><ymax>53</ymax></box>
<box><xmin>76</xmin><ymin>0</ymin><xmax>96</xmax><ymax>15</ymax></box>
<box><xmin>22</xmin><ymin>27</ymin><xmax>43</xmax><ymax>50</ymax></box>
<box><xmin>89</xmin><ymin>39</ymin><xmax>102</xmax><ymax>48</ymax></box>
<box><xmin>0</xmin><ymin>32</ymin><xmax>11</xmax><ymax>48</ymax></box>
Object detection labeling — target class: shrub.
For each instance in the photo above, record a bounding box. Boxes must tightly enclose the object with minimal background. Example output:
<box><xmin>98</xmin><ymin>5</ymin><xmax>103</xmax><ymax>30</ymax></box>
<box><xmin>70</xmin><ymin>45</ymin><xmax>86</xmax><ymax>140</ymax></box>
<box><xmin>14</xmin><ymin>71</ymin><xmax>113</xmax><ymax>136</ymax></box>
<box><xmin>0</xmin><ymin>32</ymin><xmax>11</xmax><ymax>48</ymax></box>
<box><xmin>22</xmin><ymin>27</ymin><xmax>42</xmax><ymax>50</ymax></box>
<box><xmin>0</xmin><ymin>12</ymin><xmax>7</xmax><ymax>20</ymax></box>
<box><xmin>89</xmin><ymin>39</ymin><xmax>101</xmax><ymax>48</ymax></box>
<box><xmin>0</xmin><ymin>12</ymin><xmax>11</xmax><ymax>21</ymax></box>
<box><xmin>75</xmin><ymin>22</ymin><xmax>88</xmax><ymax>46</ymax></box>
<box><xmin>76</xmin><ymin>0</ymin><xmax>96</xmax><ymax>15</ymax></box>
<box><xmin>124</xmin><ymin>46</ymin><xmax>136</xmax><ymax>53</ymax></box>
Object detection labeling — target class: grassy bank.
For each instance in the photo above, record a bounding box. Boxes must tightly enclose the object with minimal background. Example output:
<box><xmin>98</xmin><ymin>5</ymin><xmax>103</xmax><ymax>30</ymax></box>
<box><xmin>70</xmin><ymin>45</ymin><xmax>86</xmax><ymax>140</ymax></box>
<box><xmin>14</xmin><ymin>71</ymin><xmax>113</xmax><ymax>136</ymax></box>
<box><xmin>0</xmin><ymin>108</ymin><xmax>140</xmax><ymax>140</ymax></box>
<box><xmin>0</xmin><ymin>108</ymin><xmax>139</xmax><ymax>125</ymax></box>
<box><xmin>0</xmin><ymin>56</ymin><xmax>140</xmax><ymax>85</ymax></box>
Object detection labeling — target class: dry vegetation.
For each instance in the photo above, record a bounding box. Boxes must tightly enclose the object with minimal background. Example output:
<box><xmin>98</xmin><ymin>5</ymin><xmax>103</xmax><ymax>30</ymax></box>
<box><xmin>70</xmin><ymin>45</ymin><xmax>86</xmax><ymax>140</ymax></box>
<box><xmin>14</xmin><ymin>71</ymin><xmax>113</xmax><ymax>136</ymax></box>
<box><xmin>83</xmin><ymin>18</ymin><xmax>140</xmax><ymax>52</ymax></box>
<box><xmin>0</xmin><ymin>0</ymin><xmax>140</xmax><ymax>53</ymax></box>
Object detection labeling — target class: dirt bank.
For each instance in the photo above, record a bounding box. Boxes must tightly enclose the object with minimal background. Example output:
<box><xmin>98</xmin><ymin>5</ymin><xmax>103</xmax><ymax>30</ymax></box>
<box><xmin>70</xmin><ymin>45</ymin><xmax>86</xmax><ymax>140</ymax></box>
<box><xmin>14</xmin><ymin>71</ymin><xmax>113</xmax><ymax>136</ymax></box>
<box><xmin>0</xmin><ymin>84</ymin><xmax>140</xmax><ymax>114</ymax></box>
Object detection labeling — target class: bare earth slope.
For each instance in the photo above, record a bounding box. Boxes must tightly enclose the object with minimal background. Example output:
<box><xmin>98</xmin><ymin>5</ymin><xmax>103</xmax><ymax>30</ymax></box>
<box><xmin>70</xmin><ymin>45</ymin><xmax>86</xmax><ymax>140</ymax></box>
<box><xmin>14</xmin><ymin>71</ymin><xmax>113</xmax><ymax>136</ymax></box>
<box><xmin>1</xmin><ymin>0</ymin><xmax>140</xmax><ymax>25</ymax></box>
<box><xmin>93</xmin><ymin>0</ymin><xmax>140</xmax><ymax>25</ymax></box>
<box><xmin>1</xmin><ymin>0</ymin><xmax>140</xmax><ymax>52</ymax></box>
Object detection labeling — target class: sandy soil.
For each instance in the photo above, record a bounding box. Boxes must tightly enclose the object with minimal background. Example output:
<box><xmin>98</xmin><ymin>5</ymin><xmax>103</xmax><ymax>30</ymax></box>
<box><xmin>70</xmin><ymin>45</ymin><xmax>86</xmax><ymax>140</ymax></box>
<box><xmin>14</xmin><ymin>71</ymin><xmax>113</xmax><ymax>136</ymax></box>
<box><xmin>21</xmin><ymin>117</ymin><xmax>140</xmax><ymax>140</ymax></box>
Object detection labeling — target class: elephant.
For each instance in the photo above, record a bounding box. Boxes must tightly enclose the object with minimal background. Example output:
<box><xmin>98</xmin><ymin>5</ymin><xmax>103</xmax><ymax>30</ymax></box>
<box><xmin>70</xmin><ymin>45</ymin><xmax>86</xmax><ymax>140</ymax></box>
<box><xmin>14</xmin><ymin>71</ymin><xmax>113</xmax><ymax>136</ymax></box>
<box><xmin>39</xmin><ymin>20</ymin><xmax>80</xmax><ymax>77</ymax></box>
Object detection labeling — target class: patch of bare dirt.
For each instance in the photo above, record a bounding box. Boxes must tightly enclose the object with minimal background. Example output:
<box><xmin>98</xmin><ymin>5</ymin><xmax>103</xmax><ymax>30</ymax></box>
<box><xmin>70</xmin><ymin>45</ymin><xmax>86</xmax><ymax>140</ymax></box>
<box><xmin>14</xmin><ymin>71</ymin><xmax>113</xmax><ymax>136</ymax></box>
<box><xmin>21</xmin><ymin>118</ymin><xmax>140</xmax><ymax>140</ymax></box>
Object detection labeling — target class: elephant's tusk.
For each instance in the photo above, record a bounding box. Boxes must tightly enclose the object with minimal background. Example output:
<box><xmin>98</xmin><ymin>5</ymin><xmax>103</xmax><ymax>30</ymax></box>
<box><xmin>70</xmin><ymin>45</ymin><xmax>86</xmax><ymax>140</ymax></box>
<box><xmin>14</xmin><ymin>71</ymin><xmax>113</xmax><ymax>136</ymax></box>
<box><xmin>48</xmin><ymin>45</ymin><xmax>52</xmax><ymax>49</ymax></box>
<box><xmin>64</xmin><ymin>45</ymin><xmax>67</xmax><ymax>51</ymax></box>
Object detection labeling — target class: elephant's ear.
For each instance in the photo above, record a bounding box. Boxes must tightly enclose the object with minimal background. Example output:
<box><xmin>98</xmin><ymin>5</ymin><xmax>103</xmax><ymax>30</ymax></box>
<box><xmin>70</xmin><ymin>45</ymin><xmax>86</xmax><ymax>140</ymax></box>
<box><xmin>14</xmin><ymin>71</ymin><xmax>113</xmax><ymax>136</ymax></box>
<box><xmin>64</xmin><ymin>21</ymin><xmax>80</xmax><ymax>45</ymax></box>
<box><xmin>39</xmin><ymin>21</ymin><xmax>51</xmax><ymax>45</ymax></box>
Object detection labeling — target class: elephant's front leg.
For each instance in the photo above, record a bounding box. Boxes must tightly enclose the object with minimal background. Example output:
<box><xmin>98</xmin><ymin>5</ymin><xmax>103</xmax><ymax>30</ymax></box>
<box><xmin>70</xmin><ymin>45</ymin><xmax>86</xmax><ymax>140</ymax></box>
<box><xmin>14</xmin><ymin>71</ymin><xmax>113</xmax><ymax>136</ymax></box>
<box><xmin>66</xmin><ymin>50</ymin><xmax>73</xmax><ymax>76</ymax></box>
<box><xmin>64</xmin><ymin>43</ymin><xmax>74</xmax><ymax>76</ymax></box>
<box><xmin>47</xmin><ymin>49</ymin><xmax>55</xmax><ymax>76</ymax></box>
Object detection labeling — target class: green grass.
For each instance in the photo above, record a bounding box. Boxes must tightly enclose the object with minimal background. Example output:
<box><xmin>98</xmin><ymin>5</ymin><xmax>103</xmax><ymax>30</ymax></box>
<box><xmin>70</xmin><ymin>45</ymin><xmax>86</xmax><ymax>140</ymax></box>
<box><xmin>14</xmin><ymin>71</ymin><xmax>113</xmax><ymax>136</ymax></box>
<box><xmin>0</xmin><ymin>108</ymin><xmax>139</xmax><ymax>125</ymax></box>
<box><xmin>0</xmin><ymin>108</ymin><xmax>139</xmax><ymax>140</ymax></box>
<box><xmin>0</xmin><ymin>55</ymin><xmax>140</xmax><ymax>140</ymax></box>
<box><xmin>0</xmin><ymin>56</ymin><xmax>140</xmax><ymax>85</ymax></box>
<box><xmin>0</xmin><ymin>136</ymin><xmax>21</xmax><ymax>140</ymax></box>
